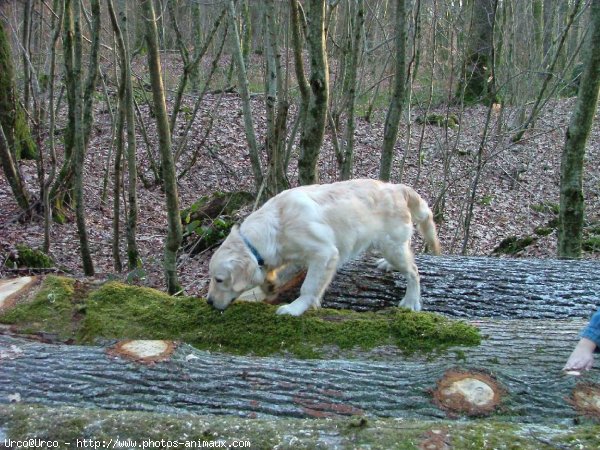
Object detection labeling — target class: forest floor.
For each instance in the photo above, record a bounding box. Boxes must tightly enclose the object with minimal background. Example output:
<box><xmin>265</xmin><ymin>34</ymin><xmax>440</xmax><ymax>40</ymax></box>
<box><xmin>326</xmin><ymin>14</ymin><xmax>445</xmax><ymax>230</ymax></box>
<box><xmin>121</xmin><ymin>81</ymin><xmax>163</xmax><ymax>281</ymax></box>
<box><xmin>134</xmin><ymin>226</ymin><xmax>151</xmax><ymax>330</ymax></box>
<box><xmin>1</xmin><ymin>79</ymin><xmax>599</xmax><ymax>295</ymax></box>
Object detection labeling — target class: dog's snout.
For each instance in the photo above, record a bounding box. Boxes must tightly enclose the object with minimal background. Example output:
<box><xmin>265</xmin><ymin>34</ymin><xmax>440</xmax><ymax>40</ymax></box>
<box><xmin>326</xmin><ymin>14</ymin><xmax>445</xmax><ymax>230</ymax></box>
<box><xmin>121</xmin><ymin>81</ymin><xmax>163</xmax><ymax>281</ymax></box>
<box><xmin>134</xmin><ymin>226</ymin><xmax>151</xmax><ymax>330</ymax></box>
<box><xmin>207</xmin><ymin>296</ymin><xmax>214</xmax><ymax>306</ymax></box>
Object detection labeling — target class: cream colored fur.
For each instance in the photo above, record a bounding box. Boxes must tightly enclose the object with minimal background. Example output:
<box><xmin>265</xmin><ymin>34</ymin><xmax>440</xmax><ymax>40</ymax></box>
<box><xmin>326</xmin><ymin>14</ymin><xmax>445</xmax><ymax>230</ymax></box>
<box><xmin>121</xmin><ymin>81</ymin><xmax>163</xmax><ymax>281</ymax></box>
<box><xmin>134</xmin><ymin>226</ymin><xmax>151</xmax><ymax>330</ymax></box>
<box><xmin>207</xmin><ymin>179</ymin><xmax>441</xmax><ymax>316</ymax></box>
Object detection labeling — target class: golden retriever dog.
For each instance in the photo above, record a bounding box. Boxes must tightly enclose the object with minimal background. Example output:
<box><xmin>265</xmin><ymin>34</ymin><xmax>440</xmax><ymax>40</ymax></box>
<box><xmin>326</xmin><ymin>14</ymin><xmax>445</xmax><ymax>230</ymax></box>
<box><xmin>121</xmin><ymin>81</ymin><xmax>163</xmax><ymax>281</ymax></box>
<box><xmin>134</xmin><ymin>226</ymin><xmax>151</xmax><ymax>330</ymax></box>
<box><xmin>207</xmin><ymin>179</ymin><xmax>441</xmax><ymax>316</ymax></box>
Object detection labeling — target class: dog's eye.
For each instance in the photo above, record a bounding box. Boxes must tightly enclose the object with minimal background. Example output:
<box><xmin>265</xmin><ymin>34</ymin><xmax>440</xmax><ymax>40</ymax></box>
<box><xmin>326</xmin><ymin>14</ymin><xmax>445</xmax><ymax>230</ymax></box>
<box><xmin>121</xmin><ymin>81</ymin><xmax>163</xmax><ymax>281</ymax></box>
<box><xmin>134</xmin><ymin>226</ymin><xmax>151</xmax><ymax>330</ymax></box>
<box><xmin>215</xmin><ymin>278</ymin><xmax>223</xmax><ymax>284</ymax></box>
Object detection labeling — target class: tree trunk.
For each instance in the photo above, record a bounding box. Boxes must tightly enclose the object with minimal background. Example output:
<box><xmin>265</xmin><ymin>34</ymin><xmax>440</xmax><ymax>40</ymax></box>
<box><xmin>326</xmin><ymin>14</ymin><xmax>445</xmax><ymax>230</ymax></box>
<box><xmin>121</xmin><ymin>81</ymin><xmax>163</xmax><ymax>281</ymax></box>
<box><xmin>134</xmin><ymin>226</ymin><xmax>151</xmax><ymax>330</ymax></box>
<box><xmin>339</xmin><ymin>0</ymin><xmax>364</xmax><ymax>181</ymax></box>
<box><xmin>228</xmin><ymin>0</ymin><xmax>263</xmax><ymax>192</ymax></box>
<box><xmin>43</xmin><ymin>0</ymin><xmax>63</xmax><ymax>252</ymax></box>
<box><xmin>21</xmin><ymin>0</ymin><xmax>32</xmax><ymax>112</ymax></box>
<box><xmin>0</xmin><ymin>316</ymin><xmax>593</xmax><ymax>421</ymax></box>
<box><xmin>542</xmin><ymin>0</ymin><xmax>556</xmax><ymax>59</ymax></box>
<box><xmin>1</xmin><ymin>255</ymin><xmax>599</xmax><ymax>423</ymax></box>
<box><xmin>457</xmin><ymin>0</ymin><xmax>497</xmax><ymax>105</ymax></box>
<box><xmin>290</xmin><ymin>0</ymin><xmax>311</xmax><ymax>165</ymax></box>
<box><xmin>0</xmin><ymin>402</ymin><xmax>598</xmax><ymax>447</ymax></box>
<box><xmin>0</xmin><ymin>18</ymin><xmax>37</xmax><ymax>162</ymax></box>
<box><xmin>297</xmin><ymin>0</ymin><xmax>329</xmax><ymax>186</ymax></box>
<box><xmin>108</xmin><ymin>0</ymin><xmax>139</xmax><ymax>270</ymax></box>
<box><xmin>532</xmin><ymin>0</ymin><xmax>543</xmax><ymax>65</ymax></box>
<box><xmin>142</xmin><ymin>0</ymin><xmax>183</xmax><ymax>294</ymax></box>
<box><xmin>557</xmin><ymin>0</ymin><xmax>600</xmax><ymax>258</ymax></box>
<box><xmin>0</xmin><ymin>122</ymin><xmax>32</xmax><ymax>213</ymax></box>
<box><xmin>263</xmin><ymin>0</ymin><xmax>290</xmax><ymax>197</ymax></box>
<box><xmin>67</xmin><ymin>0</ymin><xmax>95</xmax><ymax>276</ymax></box>
<box><xmin>379</xmin><ymin>0</ymin><xmax>407</xmax><ymax>181</ymax></box>
<box><xmin>266</xmin><ymin>255</ymin><xmax>600</xmax><ymax>319</ymax></box>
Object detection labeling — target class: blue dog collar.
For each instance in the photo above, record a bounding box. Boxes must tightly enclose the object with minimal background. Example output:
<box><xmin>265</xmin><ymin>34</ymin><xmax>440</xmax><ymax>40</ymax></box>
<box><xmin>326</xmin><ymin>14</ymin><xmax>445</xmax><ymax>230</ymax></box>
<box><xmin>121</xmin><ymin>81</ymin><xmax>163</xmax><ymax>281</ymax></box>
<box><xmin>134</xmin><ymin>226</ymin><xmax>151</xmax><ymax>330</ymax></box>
<box><xmin>239</xmin><ymin>231</ymin><xmax>265</xmax><ymax>267</ymax></box>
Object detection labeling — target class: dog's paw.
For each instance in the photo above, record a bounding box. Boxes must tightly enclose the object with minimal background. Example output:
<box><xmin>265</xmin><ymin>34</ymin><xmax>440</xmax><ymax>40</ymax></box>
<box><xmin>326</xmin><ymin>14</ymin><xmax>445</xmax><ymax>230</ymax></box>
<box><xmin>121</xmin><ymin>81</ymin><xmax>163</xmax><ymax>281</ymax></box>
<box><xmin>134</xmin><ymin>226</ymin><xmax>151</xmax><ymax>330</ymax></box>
<box><xmin>399</xmin><ymin>297</ymin><xmax>422</xmax><ymax>312</ymax></box>
<box><xmin>276</xmin><ymin>304</ymin><xmax>302</xmax><ymax>316</ymax></box>
<box><xmin>376</xmin><ymin>258</ymin><xmax>393</xmax><ymax>272</ymax></box>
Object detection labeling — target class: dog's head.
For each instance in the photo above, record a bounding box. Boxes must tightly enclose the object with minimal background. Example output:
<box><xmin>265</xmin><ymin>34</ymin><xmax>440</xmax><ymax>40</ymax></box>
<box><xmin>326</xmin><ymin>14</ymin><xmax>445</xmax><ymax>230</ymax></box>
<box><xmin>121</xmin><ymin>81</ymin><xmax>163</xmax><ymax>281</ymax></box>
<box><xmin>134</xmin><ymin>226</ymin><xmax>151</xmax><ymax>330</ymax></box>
<box><xmin>207</xmin><ymin>226</ymin><xmax>265</xmax><ymax>310</ymax></box>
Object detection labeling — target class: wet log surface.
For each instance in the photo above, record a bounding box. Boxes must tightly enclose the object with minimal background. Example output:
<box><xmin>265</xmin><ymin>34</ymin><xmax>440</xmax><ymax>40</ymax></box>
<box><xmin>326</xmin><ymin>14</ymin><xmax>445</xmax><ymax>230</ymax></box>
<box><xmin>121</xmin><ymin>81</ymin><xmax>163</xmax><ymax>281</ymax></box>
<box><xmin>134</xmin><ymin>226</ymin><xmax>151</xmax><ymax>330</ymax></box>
<box><xmin>320</xmin><ymin>255</ymin><xmax>600</xmax><ymax>318</ymax></box>
<box><xmin>0</xmin><ymin>319</ymin><xmax>597</xmax><ymax>422</ymax></box>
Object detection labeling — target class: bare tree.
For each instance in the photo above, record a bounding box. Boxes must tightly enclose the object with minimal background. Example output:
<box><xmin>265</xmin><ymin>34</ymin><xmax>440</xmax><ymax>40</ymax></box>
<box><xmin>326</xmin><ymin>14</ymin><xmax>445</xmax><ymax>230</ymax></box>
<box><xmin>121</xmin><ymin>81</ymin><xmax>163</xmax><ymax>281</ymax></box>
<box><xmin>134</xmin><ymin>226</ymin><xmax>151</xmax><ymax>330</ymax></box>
<box><xmin>141</xmin><ymin>0</ymin><xmax>183</xmax><ymax>294</ymax></box>
<box><xmin>0</xmin><ymin>19</ymin><xmax>33</xmax><ymax>213</ymax></box>
<box><xmin>558</xmin><ymin>0</ymin><xmax>600</xmax><ymax>258</ymax></box>
<box><xmin>458</xmin><ymin>0</ymin><xmax>497</xmax><ymax>105</ymax></box>
<box><xmin>337</xmin><ymin>0</ymin><xmax>365</xmax><ymax>181</ymax></box>
<box><xmin>228</xmin><ymin>0</ymin><xmax>262</xmax><ymax>191</ymax></box>
<box><xmin>108</xmin><ymin>0</ymin><xmax>140</xmax><ymax>271</ymax></box>
<box><xmin>297</xmin><ymin>0</ymin><xmax>329</xmax><ymax>185</ymax></box>
<box><xmin>379</xmin><ymin>0</ymin><xmax>407</xmax><ymax>181</ymax></box>
<box><xmin>263</xmin><ymin>0</ymin><xmax>290</xmax><ymax>195</ymax></box>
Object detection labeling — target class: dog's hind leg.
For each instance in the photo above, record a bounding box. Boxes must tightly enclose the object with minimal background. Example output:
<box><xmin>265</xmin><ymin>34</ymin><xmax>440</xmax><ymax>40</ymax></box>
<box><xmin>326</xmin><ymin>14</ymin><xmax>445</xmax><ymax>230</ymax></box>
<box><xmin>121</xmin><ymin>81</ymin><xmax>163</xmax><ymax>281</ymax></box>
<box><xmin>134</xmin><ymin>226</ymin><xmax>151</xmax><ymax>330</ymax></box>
<box><xmin>276</xmin><ymin>247</ymin><xmax>339</xmax><ymax>316</ymax></box>
<box><xmin>381</xmin><ymin>239</ymin><xmax>422</xmax><ymax>311</ymax></box>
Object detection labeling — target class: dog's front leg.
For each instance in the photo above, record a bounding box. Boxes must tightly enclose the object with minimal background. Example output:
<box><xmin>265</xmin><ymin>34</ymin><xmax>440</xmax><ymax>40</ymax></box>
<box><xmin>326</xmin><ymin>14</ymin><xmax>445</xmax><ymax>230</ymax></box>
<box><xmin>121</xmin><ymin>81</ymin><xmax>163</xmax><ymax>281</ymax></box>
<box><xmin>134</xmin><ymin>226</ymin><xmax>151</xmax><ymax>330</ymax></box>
<box><xmin>276</xmin><ymin>248</ymin><xmax>339</xmax><ymax>316</ymax></box>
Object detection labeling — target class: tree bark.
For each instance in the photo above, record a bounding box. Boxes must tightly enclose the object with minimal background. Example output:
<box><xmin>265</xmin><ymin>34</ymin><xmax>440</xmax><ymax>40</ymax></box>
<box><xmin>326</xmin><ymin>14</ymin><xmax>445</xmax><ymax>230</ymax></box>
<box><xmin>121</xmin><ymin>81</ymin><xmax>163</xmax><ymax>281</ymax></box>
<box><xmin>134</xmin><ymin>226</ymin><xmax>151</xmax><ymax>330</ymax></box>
<box><xmin>457</xmin><ymin>0</ymin><xmax>497</xmax><ymax>105</ymax></box>
<box><xmin>1</xmin><ymin>255</ymin><xmax>599</xmax><ymax>421</ymax></box>
<box><xmin>297</xmin><ymin>0</ymin><xmax>329</xmax><ymax>186</ymax></box>
<box><xmin>379</xmin><ymin>0</ymin><xmax>406</xmax><ymax>181</ymax></box>
<box><xmin>557</xmin><ymin>0</ymin><xmax>600</xmax><ymax>258</ymax></box>
<box><xmin>457</xmin><ymin>0</ymin><xmax>498</xmax><ymax>105</ymax></box>
<box><xmin>264</xmin><ymin>0</ymin><xmax>290</xmax><ymax>197</ymax></box>
<box><xmin>228</xmin><ymin>0</ymin><xmax>263</xmax><ymax>192</ymax></box>
<box><xmin>339</xmin><ymin>0</ymin><xmax>364</xmax><ymax>181</ymax></box>
<box><xmin>0</xmin><ymin>316</ymin><xmax>593</xmax><ymax>421</ymax></box>
<box><xmin>68</xmin><ymin>0</ymin><xmax>95</xmax><ymax>276</ymax></box>
<box><xmin>0</xmin><ymin>122</ymin><xmax>32</xmax><ymax>213</ymax></box>
<box><xmin>266</xmin><ymin>255</ymin><xmax>600</xmax><ymax>319</ymax></box>
<box><xmin>0</xmin><ymin>18</ymin><xmax>37</xmax><ymax>162</ymax></box>
<box><xmin>142</xmin><ymin>0</ymin><xmax>183</xmax><ymax>294</ymax></box>
<box><xmin>108</xmin><ymin>0</ymin><xmax>139</xmax><ymax>270</ymax></box>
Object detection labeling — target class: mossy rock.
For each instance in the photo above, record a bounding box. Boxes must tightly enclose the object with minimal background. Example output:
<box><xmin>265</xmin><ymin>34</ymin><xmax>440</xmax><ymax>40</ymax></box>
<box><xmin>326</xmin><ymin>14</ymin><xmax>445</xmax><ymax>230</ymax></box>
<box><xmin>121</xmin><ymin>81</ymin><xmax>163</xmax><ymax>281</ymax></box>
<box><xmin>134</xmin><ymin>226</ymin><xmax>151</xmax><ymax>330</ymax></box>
<box><xmin>183</xmin><ymin>216</ymin><xmax>236</xmax><ymax>254</ymax></box>
<box><xmin>0</xmin><ymin>276</ymin><xmax>481</xmax><ymax>359</ymax></box>
<box><xmin>492</xmin><ymin>236</ymin><xmax>537</xmax><ymax>255</ymax></box>
<box><xmin>181</xmin><ymin>191</ymin><xmax>254</xmax><ymax>254</ymax></box>
<box><xmin>582</xmin><ymin>236</ymin><xmax>600</xmax><ymax>253</ymax></box>
<box><xmin>415</xmin><ymin>113</ymin><xmax>459</xmax><ymax>129</ymax></box>
<box><xmin>181</xmin><ymin>191</ymin><xmax>254</xmax><ymax>224</ymax></box>
<box><xmin>534</xmin><ymin>226</ymin><xmax>554</xmax><ymax>236</ymax></box>
<box><xmin>530</xmin><ymin>202</ymin><xmax>560</xmax><ymax>215</ymax></box>
<box><xmin>4</xmin><ymin>244</ymin><xmax>54</xmax><ymax>269</ymax></box>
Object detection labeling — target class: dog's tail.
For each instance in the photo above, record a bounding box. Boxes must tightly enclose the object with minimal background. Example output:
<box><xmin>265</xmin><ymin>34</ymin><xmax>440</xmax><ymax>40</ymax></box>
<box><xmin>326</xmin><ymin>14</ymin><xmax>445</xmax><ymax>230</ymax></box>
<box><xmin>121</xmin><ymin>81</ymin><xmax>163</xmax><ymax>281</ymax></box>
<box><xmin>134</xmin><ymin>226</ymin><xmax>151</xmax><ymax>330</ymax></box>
<box><xmin>404</xmin><ymin>186</ymin><xmax>441</xmax><ymax>255</ymax></box>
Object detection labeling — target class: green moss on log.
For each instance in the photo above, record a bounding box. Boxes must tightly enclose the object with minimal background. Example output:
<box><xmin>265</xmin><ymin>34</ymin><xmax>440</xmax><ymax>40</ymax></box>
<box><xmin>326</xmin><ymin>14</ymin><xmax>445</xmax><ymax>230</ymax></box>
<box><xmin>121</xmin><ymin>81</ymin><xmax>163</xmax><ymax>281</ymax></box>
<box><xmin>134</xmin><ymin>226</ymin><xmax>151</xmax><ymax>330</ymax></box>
<box><xmin>0</xmin><ymin>276</ymin><xmax>481</xmax><ymax>359</ymax></box>
<box><xmin>181</xmin><ymin>191</ymin><xmax>254</xmax><ymax>254</ymax></box>
<box><xmin>0</xmin><ymin>276</ymin><xmax>76</xmax><ymax>340</ymax></box>
<box><xmin>181</xmin><ymin>191</ymin><xmax>254</xmax><ymax>223</ymax></box>
<box><xmin>492</xmin><ymin>236</ymin><xmax>537</xmax><ymax>255</ymax></box>
<box><xmin>5</xmin><ymin>244</ymin><xmax>54</xmax><ymax>269</ymax></box>
<box><xmin>583</xmin><ymin>236</ymin><xmax>600</xmax><ymax>253</ymax></box>
<box><xmin>415</xmin><ymin>113</ymin><xmax>459</xmax><ymax>129</ymax></box>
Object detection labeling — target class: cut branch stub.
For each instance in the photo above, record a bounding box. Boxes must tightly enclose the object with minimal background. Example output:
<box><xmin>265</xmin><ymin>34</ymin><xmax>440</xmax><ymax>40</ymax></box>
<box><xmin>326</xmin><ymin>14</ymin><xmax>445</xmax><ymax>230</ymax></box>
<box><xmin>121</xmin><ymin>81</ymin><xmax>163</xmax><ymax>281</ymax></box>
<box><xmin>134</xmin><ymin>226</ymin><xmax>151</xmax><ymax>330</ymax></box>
<box><xmin>432</xmin><ymin>369</ymin><xmax>505</xmax><ymax>417</ymax></box>
<box><xmin>0</xmin><ymin>277</ymin><xmax>38</xmax><ymax>311</ymax></box>
<box><xmin>107</xmin><ymin>340</ymin><xmax>177</xmax><ymax>364</ymax></box>
<box><xmin>569</xmin><ymin>383</ymin><xmax>600</xmax><ymax>420</ymax></box>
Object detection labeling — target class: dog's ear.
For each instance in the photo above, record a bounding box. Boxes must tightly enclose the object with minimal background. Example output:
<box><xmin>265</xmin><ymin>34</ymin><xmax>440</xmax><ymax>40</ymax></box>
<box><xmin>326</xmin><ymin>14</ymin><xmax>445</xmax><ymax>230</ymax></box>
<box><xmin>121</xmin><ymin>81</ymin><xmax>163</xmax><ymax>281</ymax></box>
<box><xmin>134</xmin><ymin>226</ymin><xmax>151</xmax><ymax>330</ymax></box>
<box><xmin>232</xmin><ymin>261</ymin><xmax>264</xmax><ymax>292</ymax></box>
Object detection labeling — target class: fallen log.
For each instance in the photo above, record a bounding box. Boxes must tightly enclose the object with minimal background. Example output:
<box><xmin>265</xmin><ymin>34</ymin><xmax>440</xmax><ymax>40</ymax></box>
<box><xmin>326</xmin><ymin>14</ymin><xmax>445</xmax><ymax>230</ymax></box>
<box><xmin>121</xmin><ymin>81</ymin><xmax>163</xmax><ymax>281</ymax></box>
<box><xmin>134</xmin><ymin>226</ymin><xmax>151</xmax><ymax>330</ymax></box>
<box><xmin>1</xmin><ymin>404</ymin><xmax>599</xmax><ymax>449</ymax></box>
<box><xmin>0</xmin><ymin>319</ymin><xmax>598</xmax><ymax>422</ymax></box>
<box><xmin>266</xmin><ymin>255</ymin><xmax>600</xmax><ymax>319</ymax></box>
<box><xmin>1</xmin><ymin>254</ymin><xmax>600</xmax><ymax>429</ymax></box>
